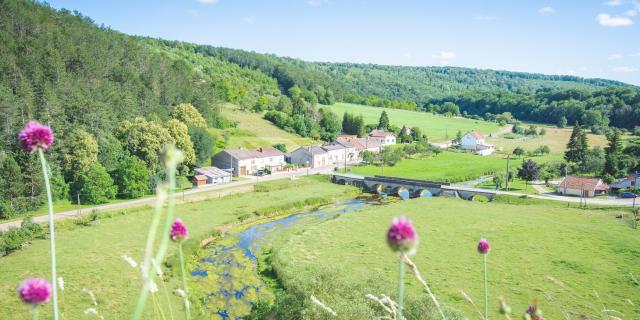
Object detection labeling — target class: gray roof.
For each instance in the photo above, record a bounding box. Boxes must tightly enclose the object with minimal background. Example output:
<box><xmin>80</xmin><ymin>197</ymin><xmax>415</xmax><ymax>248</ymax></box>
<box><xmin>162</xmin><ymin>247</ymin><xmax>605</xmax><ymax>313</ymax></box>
<box><xmin>294</xmin><ymin>145</ymin><xmax>327</xmax><ymax>155</ymax></box>
<box><xmin>195</xmin><ymin>166</ymin><xmax>232</xmax><ymax>178</ymax></box>
<box><xmin>322</xmin><ymin>140</ymin><xmax>355</xmax><ymax>151</ymax></box>
<box><xmin>219</xmin><ymin>147</ymin><xmax>285</xmax><ymax>160</ymax></box>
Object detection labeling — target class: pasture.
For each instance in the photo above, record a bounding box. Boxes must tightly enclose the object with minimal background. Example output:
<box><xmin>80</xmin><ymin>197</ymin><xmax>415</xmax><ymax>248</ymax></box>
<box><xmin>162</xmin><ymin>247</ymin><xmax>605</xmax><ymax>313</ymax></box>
<box><xmin>213</xmin><ymin>103</ymin><xmax>314</xmax><ymax>152</ymax></box>
<box><xmin>323</xmin><ymin>103</ymin><xmax>503</xmax><ymax>142</ymax></box>
<box><xmin>0</xmin><ymin>176</ymin><xmax>356</xmax><ymax>319</ymax></box>
<box><xmin>266</xmin><ymin>196</ymin><xmax>640</xmax><ymax>319</ymax></box>
<box><xmin>488</xmin><ymin>126</ymin><xmax>609</xmax><ymax>156</ymax></box>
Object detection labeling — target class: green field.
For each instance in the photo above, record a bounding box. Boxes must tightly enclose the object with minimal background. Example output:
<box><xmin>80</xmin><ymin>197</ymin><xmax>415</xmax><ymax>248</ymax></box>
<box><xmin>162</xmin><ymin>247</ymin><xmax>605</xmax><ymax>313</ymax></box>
<box><xmin>265</xmin><ymin>196</ymin><xmax>639</xmax><ymax>319</ymax></box>
<box><xmin>351</xmin><ymin>151</ymin><xmax>515</xmax><ymax>183</ymax></box>
<box><xmin>323</xmin><ymin>102</ymin><xmax>503</xmax><ymax>142</ymax></box>
<box><xmin>0</xmin><ymin>176</ymin><xmax>356</xmax><ymax>319</ymax></box>
<box><xmin>213</xmin><ymin>103</ymin><xmax>314</xmax><ymax>152</ymax></box>
<box><xmin>488</xmin><ymin>126</ymin><xmax>609</xmax><ymax>157</ymax></box>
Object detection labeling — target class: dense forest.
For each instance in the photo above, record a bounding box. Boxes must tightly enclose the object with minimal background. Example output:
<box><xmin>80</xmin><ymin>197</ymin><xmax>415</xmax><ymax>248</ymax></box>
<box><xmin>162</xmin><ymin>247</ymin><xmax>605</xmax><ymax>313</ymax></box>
<box><xmin>1</xmin><ymin>0</ymin><xmax>639</xmax><ymax>218</ymax></box>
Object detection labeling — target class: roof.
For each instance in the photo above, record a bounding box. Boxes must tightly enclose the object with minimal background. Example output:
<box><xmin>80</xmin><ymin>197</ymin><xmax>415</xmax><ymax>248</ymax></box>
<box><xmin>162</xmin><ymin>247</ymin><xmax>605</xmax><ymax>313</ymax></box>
<box><xmin>194</xmin><ymin>166</ymin><xmax>232</xmax><ymax>178</ymax></box>
<box><xmin>369</xmin><ymin>129</ymin><xmax>395</xmax><ymax>138</ymax></box>
<box><xmin>220</xmin><ymin>147</ymin><xmax>284</xmax><ymax>160</ymax></box>
<box><xmin>466</xmin><ymin>131</ymin><xmax>483</xmax><ymax>139</ymax></box>
<box><xmin>348</xmin><ymin>137</ymin><xmax>382</xmax><ymax>151</ymax></box>
<box><xmin>559</xmin><ymin>176</ymin><xmax>609</xmax><ymax>191</ymax></box>
<box><xmin>193</xmin><ymin>175</ymin><xmax>207</xmax><ymax>181</ymax></box>
<box><xmin>322</xmin><ymin>140</ymin><xmax>355</xmax><ymax>151</ymax></box>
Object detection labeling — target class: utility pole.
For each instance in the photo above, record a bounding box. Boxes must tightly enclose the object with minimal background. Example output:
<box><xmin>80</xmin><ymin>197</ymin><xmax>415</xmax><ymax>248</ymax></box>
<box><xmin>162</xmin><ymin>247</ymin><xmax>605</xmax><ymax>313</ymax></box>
<box><xmin>505</xmin><ymin>154</ymin><xmax>510</xmax><ymax>192</ymax></box>
<box><xmin>77</xmin><ymin>193</ymin><xmax>81</xmax><ymax>215</ymax></box>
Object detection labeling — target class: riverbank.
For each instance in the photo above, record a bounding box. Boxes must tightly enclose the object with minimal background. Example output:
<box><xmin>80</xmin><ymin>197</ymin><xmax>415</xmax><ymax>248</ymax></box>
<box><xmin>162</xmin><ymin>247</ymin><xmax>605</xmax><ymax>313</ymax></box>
<box><xmin>0</xmin><ymin>175</ymin><xmax>357</xmax><ymax>319</ymax></box>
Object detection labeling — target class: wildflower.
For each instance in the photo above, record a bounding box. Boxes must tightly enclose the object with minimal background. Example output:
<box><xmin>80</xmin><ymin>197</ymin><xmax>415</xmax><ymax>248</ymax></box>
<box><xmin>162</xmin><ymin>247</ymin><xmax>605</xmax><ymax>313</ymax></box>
<box><xmin>525</xmin><ymin>304</ymin><xmax>542</xmax><ymax>320</ymax></box>
<box><xmin>17</xmin><ymin>278</ymin><xmax>51</xmax><ymax>305</ymax></box>
<box><xmin>170</xmin><ymin>218</ymin><xmax>189</xmax><ymax>241</ymax></box>
<box><xmin>148</xmin><ymin>281</ymin><xmax>158</xmax><ymax>294</ymax></box>
<box><xmin>477</xmin><ymin>238</ymin><xmax>491</xmax><ymax>254</ymax></box>
<box><xmin>386</xmin><ymin>216</ymin><xmax>418</xmax><ymax>254</ymax></box>
<box><xmin>499</xmin><ymin>297</ymin><xmax>511</xmax><ymax>315</ymax></box>
<box><xmin>18</xmin><ymin>121</ymin><xmax>54</xmax><ymax>153</ymax></box>
<box><xmin>175</xmin><ymin>288</ymin><xmax>186</xmax><ymax>298</ymax></box>
<box><xmin>122</xmin><ymin>255</ymin><xmax>138</xmax><ymax>268</ymax></box>
<box><xmin>82</xmin><ymin>288</ymin><xmax>98</xmax><ymax>306</ymax></box>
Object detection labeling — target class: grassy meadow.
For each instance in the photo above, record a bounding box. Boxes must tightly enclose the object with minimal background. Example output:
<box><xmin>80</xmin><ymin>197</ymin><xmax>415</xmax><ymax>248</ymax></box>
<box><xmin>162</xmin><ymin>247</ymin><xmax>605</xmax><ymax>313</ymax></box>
<box><xmin>213</xmin><ymin>103</ymin><xmax>313</xmax><ymax>152</ymax></box>
<box><xmin>266</xmin><ymin>196</ymin><xmax>640</xmax><ymax>319</ymax></box>
<box><xmin>488</xmin><ymin>126</ymin><xmax>609</xmax><ymax>156</ymax></box>
<box><xmin>0</xmin><ymin>176</ymin><xmax>356</xmax><ymax>319</ymax></box>
<box><xmin>323</xmin><ymin>103</ymin><xmax>502</xmax><ymax>142</ymax></box>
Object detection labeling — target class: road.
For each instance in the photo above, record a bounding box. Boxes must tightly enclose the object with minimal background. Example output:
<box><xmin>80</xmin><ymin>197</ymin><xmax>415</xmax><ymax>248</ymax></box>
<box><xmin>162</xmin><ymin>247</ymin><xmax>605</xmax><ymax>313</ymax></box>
<box><xmin>0</xmin><ymin>165</ymin><xmax>337</xmax><ymax>232</ymax></box>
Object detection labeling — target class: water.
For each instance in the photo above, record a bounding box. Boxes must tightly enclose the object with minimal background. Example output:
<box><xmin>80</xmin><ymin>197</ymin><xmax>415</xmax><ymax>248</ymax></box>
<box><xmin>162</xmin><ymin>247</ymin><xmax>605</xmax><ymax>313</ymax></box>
<box><xmin>190</xmin><ymin>198</ymin><xmax>373</xmax><ymax>319</ymax></box>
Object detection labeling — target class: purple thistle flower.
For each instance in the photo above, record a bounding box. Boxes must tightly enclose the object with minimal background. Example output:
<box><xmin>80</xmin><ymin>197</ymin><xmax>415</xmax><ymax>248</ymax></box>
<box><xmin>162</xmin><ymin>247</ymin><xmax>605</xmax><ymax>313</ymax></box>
<box><xmin>386</xmin><ymin>216</ymin><xmax>418</xmax><ymax>254</ymax></box>
<box><xmin>477</xmin><ymin>238</ymin><xmax>491</xmax><ymax>254</ymax></box>
<box><xmin>525</xmin><ymin>304</ymin><xmax>543</xmax><ymax>320</ymax></box>
<box><xmin>17</xmin><ymin>278</ymin><xmax>51</xmax><ymax>305</ymax></box>
<box><xmin>170</xmin><ymin>218</ymin><xmax>188</xmax><ymax>242</ymax></box>
<box><xmin>18</xmin><ymin>121</ymin><xmax>54</xmax><ymax>153</ymax></box>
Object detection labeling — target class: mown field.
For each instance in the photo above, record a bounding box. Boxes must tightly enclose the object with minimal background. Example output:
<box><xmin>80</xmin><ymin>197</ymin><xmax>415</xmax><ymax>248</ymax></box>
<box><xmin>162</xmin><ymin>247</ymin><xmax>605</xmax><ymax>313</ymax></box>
<box><xmin>0</xmin><ymin>176</ymin><xmax>356</xmax><ymax>319</ymax></box>
<box><xmin>213</xmin><ymin>103</ymin><xmax>313</xmax><ymax>152</ymax></box>
<box><xmin>265</xmin><ymin>196</ymin><xmax>640</xmax><ymax>319</ymax></box>
<box><xmin>488</xmin><ymin>126</ymin><xmax>609</xmax><ymax>156</ymax></box>
<box><xmin>323</xmin><ymin>103</ymin><xmax>502</xmax><ymax>142</ymax></box>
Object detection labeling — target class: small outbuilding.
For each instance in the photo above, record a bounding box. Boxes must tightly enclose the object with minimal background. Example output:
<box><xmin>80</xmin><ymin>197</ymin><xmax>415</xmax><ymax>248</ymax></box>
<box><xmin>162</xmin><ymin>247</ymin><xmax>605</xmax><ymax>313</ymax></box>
<box><xmin>558</xmin><ymin>176</ymin><xmax>609</xmax><ymax>197</ymax></box>
<box><xmin>192</xmin><ymin>175</ymin><xmax>208</xmax><ymax>188</ymax></box>
<box><xmin>192</xmin><ymin>166</ymin><xmax>232</xmax><ymax>187</ymax></box>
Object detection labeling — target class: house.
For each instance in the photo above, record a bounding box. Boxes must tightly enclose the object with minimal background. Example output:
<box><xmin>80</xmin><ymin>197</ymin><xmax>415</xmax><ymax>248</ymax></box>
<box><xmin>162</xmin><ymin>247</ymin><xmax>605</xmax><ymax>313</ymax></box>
<box><xmin>558</xmin><ymin>176</ymin><xmax>609</xmax><ymax>197</ymax></box>
<box><xmin>322</xmin><ymin>140</ymin><xmax>359</xmax><ymax>165</ymax></box>
<box><xmin>289</xmin><ymin>145</ymin><xmax>329</xmax><ymax>168</ymax></box>
<box><xmin>193</xmin><ymin>166</ymin><xmax>232</xmax><ymax>187</ymax></box>
<box><xmin>460</xmin><ymin>131</ymin><xmax>495</xmax><ymax>156</ymax></box>
<box><xmin>369</xmin><ymin>129</ymin><xmax>397</xmax><ymax>146</ymax></box>
<box><xmin>611</xmin><ymin>174</ymin><xmax>640</xmax><ymax>190</ymax></box>
<box><xmin>337</xmin><ymin>136</ymin><xmax>382</xmax><ymax>153</ymax></box>
<box><xmin>211</xmin><ymin>147</ymin><xmax>286</xmax><ymax>176</ymax></box>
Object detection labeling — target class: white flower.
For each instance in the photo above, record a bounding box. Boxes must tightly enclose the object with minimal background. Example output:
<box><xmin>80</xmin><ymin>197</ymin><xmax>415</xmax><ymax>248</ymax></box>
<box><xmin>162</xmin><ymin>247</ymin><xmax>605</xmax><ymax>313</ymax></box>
<box><xmin>82</xmin><ymin>288</ymin><xmax>98</xmax><ymax>306</ymax></box>
<box><xmin>57</xmin><ymin>277</ymin><xmax>64</xmax><ymax>292</ymax></box>
<box><xmin>122</xmin><ymin>255</ymin><xmax>138</xmax><ymax>268</ymax></box>
<box><xmin>175</xmin><ymin>288</ymin><xmax>186</xmax><ymax>298</ymax></box>
<box><xmin>148</xmin><ymin>280</ymin><xmax>158</xmax><ymax>293</ymax></box>
<box><xmin>83</xmin><ymin>308</ymin><xmax>104</xmax><ymax>319</ymax></box>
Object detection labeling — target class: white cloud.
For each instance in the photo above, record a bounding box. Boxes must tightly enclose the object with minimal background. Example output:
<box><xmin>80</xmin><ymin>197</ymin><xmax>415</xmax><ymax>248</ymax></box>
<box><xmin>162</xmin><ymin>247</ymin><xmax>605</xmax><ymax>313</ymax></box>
<box><xmin>604</xmin><ymin>0</ymin><xmax>624</xmax><ymax>6</ymax></box>
<box><xmin>475</xmin><ymin>15</ymin><xmax>497</xmax><ymax>21</ymax></box>
<box><xmin>596</xmin><ymin>13</ymin><xmax>634</xmax><ymax>26</ymax></box>
<box><xmin>538</xmin><ymin>6</ymin><xmax>556</xmax><ymax>15</ymax></box>
<box><xmin>432</xmin><ymin>51</ymin><xmax>456</xmax><ymax>60</ymax></box>
<box><xmin>625</xmin><ymin>9</ymin><xmax>638</xmax><ymax>16</ymax></box>
<box><xmin>197</xmin><ymin>0</ymin><xmax>219</xmax><ymax>4</ymax></box>
<box><xmin>608</xmin><ymin>53</ymin><xmax>624</xmax><ymax>60</ymax></box>
<box><xmin>612</xmin><ymin>66</ymin><xmax>639</xmax><ymax>72</ymax></box>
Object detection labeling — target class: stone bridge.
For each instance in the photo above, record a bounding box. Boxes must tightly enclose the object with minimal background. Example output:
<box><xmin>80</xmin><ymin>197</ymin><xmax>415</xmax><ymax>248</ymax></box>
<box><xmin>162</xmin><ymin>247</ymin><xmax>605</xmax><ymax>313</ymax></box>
<box><xmin>331</xmin><ymin>174</ymin><xmax>496</xmax><ymax>201</ymax></box>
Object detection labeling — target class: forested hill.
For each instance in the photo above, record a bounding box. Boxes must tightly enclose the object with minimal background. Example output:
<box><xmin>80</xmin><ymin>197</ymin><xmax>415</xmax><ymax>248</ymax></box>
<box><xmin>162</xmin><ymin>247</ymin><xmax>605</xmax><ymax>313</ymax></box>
<box><xmin>160</xmin><ymin>41</ymin><xmax>634</xmax><ymax>103</ymax></box>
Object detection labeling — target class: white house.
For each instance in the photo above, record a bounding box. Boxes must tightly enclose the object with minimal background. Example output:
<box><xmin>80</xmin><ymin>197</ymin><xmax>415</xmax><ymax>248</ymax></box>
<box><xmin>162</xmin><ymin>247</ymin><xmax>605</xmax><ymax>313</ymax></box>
<box><xmin>192</xmin><ymin>166</ymin><xmax>232</xmax><ymax>187</ymax></box>
<box><xmin>337</xmin><ymin>136</ymin><xmax>382</xmax><ymax>154</ymax></box>
<box><xmin>460</xmin><ymin>131</ymin><xmax>495</xmax><ymax>156</ymax></box>
<box><xmin>322</xmin><ymin>140</ymin><xmax>359</xmax><ymax>165</ymax></box>
<box><xmin>289</xmin><ymin>145</ymin><xmax>329</xmax><ymax>168</ymax></box>
<box><xmin>369</xmin><ymin>129</ymin><xmax>397</xmax><ymax>146</ymax></box>
<box><xmin>558</xmin><ymin>176</ymin><xmax>609</xmax><ymax>197</ymax></box>
<box><xmin>211</xmin><ymin>147</ymin><xmax>286</xmax><ymax>176</ymax></box>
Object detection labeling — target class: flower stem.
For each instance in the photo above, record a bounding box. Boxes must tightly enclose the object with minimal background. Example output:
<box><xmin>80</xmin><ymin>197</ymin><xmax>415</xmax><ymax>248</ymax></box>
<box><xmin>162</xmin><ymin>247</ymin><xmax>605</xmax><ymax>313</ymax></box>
<box><xmin>483</xmin><ymin>254</ymin><xmax>488</xmax><ymax>320</ymax></box>
<box><xmin>31</xmin><ymin>305</ymin><xmax>38</xmax><ymax>320</ymax></box>
<box><xmin>397</xmin><ymin>257</ymin><xmax>405</xmax><ymax>320</ymax></box>
<box><xmin>38</xmin><ymin>149</ymin><xmax>58</xmax><ymax>320</ymax></box>
<box><xmin>160</xmin><ymin>277</ymin><xmax>175</xmax><ymax>320</ymax></box>
<box><xmin>178</xmin><ymin>243</ymin><xmax>191</xmax><ymax>320</ymax></box>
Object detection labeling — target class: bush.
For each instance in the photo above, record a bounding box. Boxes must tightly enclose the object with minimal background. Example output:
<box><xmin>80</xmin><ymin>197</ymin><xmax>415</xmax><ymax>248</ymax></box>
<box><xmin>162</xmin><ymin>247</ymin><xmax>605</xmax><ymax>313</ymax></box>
<box><xmin>0</xmin><ymin>217</ymin><xmax>45</xmax><ymax>256</ymax></box>
<box><xmin>72</xmin><ymin>163</ymin><xmax>117</xmax><ymax>204</ymax></box>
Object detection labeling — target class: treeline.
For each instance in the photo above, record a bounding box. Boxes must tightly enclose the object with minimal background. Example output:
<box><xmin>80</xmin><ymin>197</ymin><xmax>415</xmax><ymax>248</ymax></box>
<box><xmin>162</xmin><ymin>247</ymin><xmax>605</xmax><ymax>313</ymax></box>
<box><xmin>428</xmin><ymin>87</ymin><xmax>640</xmax><ymax>132</ymax></box>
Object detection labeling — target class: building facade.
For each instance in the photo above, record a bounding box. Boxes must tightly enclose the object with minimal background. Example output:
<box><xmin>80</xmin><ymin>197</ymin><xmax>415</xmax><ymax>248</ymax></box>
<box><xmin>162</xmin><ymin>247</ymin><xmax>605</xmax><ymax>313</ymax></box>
<box><xmin>211</xmin><ymin>147</ymin><xmax>286</xmax><ymax>176</ymax></box>
<box><xmin>460</xmin><ymin>131</ymin><xmax>495</xmax><ymax>156</ymax></box>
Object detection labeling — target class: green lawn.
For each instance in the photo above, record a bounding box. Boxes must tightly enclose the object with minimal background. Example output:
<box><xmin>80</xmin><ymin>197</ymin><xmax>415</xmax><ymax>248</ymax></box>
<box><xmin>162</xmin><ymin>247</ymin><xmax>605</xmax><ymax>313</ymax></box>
<box><xmin>351</xmin><ymin>152</ymin><xmax>510</xmax><ymax>183</ymax></box>
<box><xmin>476</xmin><ymin>178</ymin><xmax>541</xmax><ymax>195</ymax></box>
<box><xmin>323</xmin><ymin>102</ymin><xmax>502</xmax><ymax>142</ymax></box>
<box><xmin>266</xmin><ymin>196</ymin><xmax>639</xmax><ymax>319</ymax></box>
<box><xmin>213</xmin><ymin>103</ymin><xmax>313</xmax><ymax>152</ymax></box>
<box><xmin>488</xmin><ymin>126</ymin><xmax>609</xmax><ymax>157</ymax></box>
<box><xmin>0</xmin><ymin>176</ymin><xmax>357</xmax><ymax>319</ymax></box>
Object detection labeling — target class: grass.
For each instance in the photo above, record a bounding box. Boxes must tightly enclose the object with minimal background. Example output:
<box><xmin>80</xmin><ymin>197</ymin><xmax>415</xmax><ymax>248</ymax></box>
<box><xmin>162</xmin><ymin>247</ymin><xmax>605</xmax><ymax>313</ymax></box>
<box><xmin>487</xmin><ymin>126</ymin><xmax>609</xmax><ymax>156</ymax></box>
<box><xmin>0</xmin><ymin>175</ymin><xmax>357</xmax><ymax>319</ymax></box>
<box><xmin>265</xmin><ymin>196</ymin><xmax>640</xmax><ymax>319</ymax></box>
<box><xmin>476</xmin><ymin>178</ymin><xmax>541</xmax><ymax>195</ymax></box>
<box><xmin>213</xmin><ymin>103</ymin><xmax>313</xmax><ymax>152</ymax></box>
<box><xmin>323</xmin><ymin>102</ymin><xmax>502</xmax><ymax>142</ymax></box>
<box><xmin>351</xmin><ymin>151</ymin><xmax>513</xmax><ymax>183</ymax></box>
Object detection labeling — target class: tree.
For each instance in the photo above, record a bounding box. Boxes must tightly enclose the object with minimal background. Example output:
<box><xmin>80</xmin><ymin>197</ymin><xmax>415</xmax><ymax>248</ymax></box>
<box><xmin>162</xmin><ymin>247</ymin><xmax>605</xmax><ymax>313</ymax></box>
<box><xmin>112</xmin><ymin>155</ymin><xmax>149</xmax><ymax>199</ymax></box>
<box><xmin>361</xmin><ymin>150</ymin><xmax>376</xmax><ymax>164</ymax></box>
<box><xmin>492</xmin><ymin>175</ymin><xmax>504</xmax><ymax>190</ymax></box>
<box><xmin>564</xmin><ymin>123</ymin><xmax>588</xmax><ymax>165</ymax></box>
<box><xmin>272</xmin><ymin>144</ymin><xmax>287</xmax><ymax>153</ymax></box>
<box><xmin>557</xmin><ymin>116</ymin><xmax>568</xmax><ymax>128</ymax></box>
<box><xmin>116</xmin><ymin>117</ymin><xmax>174</xmax><ymax>172</ymax></box>
<box><xmin>58</xmin><ymin>128</ymin><xmax>99</xmax><ymax>181</ymax></box>
<box><xmin>171</xmin><ymin>103</ymin><xmax>207</xmax><ymax>129</ymax></box>
<box><xmin>381</xmin><ymin>148</ymin><xmax>403</xmax><ymax>166</ymax></box>
<box><xmin>455</xmin><ymin>130</ymin><xmax>463</xmax><ymax>144</ymax></box>
<box><xmin>534</xmin><ymin>145</ymin><xmax>550</xmax><ymax>155</ymax></box>
<box><xmin>539</xmin><ymin>128</ymin><xmax>547</xmax><ymax>136</ymax></box>
<box><xmin>188</xmin><ymin>126</ymin><xmax>216</xmax><ymax>165</ymax></box>
<box><xmin>517</xmin><ymin>159</ymin><xmax>539</xmax><ymax>187</ymax></box>
<box><xmin>319</xmin><ymin>108</ymin><xmax>341</xmax><ymax>141</ymax></box>
<box><xmin>276</xmin><ymin>96</ymin><xmax>293</xmax><ymax>113</ymax></box>
<box><xmin>513</xmin><ymin>147</ymin><xmax>525</xmax><ymax>158</ymax></box>
<box><xmin>166</xmin><ymin>119</ymin><xmax>196</xmax><ymax>169</ymax></box>
<box><xmin>537</xmin><ymin>164</ymin><xmax>554</xmax><ymax>185</ymax></box>
<box><xmin>410</xmin><ymin>126</ymin><xmax>427</xmax><ymax>142</ymax></box>
<box><xmin>72</xmin><ymin>163</ymin><xmax>117</xmax><ymax>204</ymax></box>
<box><xmin>398</xmin><ymin>126</ymin><xmax>412</xmax><ymax>143</ymax></box>
<box><xmin>603</xmin><ymin>128</ymin><xmax>625</xmax><ymax>177</ymax></box>
<box><xmin>580</xmin><ymin>147</ymin><xmax>605</xmax><ymax>175</ymax></box>
<box><xmin>378</xmin><ymin>110</ymin><xmax>390</xmax><ymax>130</ymax></box>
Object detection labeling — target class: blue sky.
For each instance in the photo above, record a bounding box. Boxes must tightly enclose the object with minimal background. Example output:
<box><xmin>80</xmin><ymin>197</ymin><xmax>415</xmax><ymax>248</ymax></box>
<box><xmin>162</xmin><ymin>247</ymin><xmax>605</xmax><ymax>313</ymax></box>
<box><xmin>47</xmin><ymin>0</ymin><xmax>640</xmax><ymax>85</ymax></box>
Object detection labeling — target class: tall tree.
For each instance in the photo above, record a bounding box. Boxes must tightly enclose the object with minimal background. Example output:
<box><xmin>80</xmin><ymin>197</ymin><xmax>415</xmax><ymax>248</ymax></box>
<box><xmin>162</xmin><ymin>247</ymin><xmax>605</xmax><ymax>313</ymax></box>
<box><xmin>112</xmin><ymin>155</ymin><xmax>149</xmax><ymax>199</ymax></box>
<box><xmin>166</xmin><ymin>119</ymin><xmax>196</xmax><ymax>169</ymax></box>
<box><xmin>564</xmin><ymin>123</ymin><xmax>588</xmax><ymax>165</ymax></box>
<box><xmin>58</xmin><ymin>128</ymin><xmax>99</xmax><ymax>181</ymax></box>
<box><xmin>603</xmin><ymin>128</ymin><xmax>624</xmax><ymax>177</ymax></box>
<box><xmin>378</xmin><ymin>110</ymin><xmax>390</xmax><ymax>130</ymax></box>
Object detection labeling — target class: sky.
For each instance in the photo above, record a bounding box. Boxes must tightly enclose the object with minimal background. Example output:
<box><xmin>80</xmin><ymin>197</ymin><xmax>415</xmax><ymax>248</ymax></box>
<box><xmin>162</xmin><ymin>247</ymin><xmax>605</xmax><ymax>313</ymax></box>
<box><xmin>46</xmin><ymin>0</ymin><xmax>640</xmax><ymax>86</ymax></box>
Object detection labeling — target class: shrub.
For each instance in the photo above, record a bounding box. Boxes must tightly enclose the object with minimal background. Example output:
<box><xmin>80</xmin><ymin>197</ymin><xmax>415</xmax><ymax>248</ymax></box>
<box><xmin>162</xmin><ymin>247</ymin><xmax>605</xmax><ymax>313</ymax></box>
<box><xmin>0</xmin><ymin>217</ymin><xmax>45</xmax><ymax>256</ymax></box>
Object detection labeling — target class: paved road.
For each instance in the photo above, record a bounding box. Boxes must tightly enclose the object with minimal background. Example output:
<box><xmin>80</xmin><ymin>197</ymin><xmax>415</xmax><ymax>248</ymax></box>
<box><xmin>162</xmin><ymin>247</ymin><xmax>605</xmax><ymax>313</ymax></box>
<box><xmin>0</xmin><ymin>165</ymin><xmax>337</xmax><ymax>232</ymax></box>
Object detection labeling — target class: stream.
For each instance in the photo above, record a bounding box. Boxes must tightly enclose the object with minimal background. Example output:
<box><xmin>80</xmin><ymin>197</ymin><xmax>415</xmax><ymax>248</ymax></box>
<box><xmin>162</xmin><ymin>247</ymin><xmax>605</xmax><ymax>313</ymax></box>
<box><xmin>189</xmin><ymin>198</ymin><xmax>375</xmax><ymax>319</ymax></box>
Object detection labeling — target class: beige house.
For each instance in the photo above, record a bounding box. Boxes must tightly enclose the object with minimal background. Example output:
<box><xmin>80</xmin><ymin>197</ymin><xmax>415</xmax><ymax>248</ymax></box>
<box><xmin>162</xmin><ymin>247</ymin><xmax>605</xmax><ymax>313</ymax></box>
<box><xmin>289</xmin><ymin>145</ymin><xmax>329</xmax><ymax>168</ymax></box>
<box><xmin>211</xmin><ymin>147</ymin><xmax>286</xmax><ymax>176</ymax></box>
<box><xmin>337</xmin><ymin>136</ymin><xmax>382</xmax><ymax>153</ymax></box>
<box><xmin>369</xmin><ymin>129</ymin><xmax>397</xmax><ymax>146</ymax></box>
<box><xmin>322</xmin><ymin>140</ymin><xmax>359</xmax><ymax>165</ymax></box>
